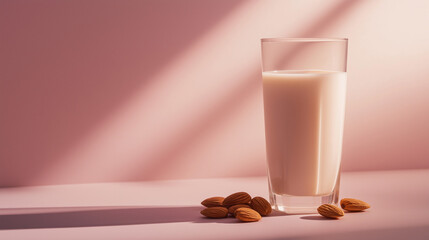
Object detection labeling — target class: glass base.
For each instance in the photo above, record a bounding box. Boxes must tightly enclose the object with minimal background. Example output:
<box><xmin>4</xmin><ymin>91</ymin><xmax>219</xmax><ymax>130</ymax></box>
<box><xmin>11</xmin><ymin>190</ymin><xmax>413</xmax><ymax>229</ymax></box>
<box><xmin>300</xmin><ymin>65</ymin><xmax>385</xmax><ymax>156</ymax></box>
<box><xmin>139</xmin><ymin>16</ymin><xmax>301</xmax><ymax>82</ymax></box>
<box><xmin>270</xmin><ymin>190</ymin><xmax>339</xmax><ymax>214</ymax></box>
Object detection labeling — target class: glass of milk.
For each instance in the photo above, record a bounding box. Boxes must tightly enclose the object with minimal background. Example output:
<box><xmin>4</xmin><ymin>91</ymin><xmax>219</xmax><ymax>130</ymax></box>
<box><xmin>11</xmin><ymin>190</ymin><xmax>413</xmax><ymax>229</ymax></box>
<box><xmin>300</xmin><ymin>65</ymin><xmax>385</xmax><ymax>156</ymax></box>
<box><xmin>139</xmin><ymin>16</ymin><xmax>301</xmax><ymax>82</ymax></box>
<box><xmin>261</xmin><ymin>38</ymin><xmax>348</xmax><ymax>213</ymax></box>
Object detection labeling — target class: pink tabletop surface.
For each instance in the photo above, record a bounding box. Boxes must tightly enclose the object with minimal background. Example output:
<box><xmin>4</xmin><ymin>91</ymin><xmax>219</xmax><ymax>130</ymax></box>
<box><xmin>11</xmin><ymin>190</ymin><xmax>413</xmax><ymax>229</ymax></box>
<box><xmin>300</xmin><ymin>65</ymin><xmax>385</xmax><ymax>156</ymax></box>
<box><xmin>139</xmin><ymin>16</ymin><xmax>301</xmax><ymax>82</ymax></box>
<box><xmin>1</xmin><ymin>169</ymin><xmax>428</xmax><ymax>240</ymax></box>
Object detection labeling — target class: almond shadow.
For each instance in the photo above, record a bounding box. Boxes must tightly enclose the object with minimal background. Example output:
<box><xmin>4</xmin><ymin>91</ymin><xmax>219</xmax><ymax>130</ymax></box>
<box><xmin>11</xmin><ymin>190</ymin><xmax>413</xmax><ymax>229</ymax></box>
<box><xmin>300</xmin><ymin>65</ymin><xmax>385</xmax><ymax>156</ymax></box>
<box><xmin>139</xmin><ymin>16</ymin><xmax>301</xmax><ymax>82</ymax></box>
<box><xmin>300</xmin><ymin>215</ymin><xmax>340</xmax><ymax>221</ymax></box>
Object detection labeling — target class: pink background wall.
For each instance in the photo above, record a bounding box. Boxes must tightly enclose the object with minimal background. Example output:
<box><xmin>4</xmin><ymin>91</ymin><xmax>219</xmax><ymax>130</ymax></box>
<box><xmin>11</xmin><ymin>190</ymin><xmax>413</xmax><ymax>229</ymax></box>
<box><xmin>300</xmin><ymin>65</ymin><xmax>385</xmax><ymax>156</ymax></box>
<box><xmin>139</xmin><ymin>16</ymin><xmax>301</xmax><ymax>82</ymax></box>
<box><xmin>1</xmin><ymin>0</ymin><xmax>428</xmax><ymax>187</ymax></box>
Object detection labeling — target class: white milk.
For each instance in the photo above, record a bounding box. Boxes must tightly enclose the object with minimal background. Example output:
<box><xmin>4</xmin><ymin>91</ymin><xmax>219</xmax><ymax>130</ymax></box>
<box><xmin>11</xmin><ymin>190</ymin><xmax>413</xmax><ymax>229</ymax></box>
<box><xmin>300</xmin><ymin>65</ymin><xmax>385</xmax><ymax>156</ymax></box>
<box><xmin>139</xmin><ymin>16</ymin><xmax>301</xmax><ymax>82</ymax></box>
<box><xmin>263</xmin><ymin>70</ymin><xmax>346</xmax><ymax>196</ymax></box>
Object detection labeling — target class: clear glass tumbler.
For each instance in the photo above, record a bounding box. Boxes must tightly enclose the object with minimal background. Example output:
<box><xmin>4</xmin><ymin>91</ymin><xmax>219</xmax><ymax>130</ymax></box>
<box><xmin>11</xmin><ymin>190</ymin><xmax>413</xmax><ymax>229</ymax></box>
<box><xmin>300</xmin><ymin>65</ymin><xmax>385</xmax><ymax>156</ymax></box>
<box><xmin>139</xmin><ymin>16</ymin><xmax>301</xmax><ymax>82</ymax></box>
<box><xmin>261</xmin><ymin>38</ymin><xmax>348</xmax><ymax>213</ymax></box>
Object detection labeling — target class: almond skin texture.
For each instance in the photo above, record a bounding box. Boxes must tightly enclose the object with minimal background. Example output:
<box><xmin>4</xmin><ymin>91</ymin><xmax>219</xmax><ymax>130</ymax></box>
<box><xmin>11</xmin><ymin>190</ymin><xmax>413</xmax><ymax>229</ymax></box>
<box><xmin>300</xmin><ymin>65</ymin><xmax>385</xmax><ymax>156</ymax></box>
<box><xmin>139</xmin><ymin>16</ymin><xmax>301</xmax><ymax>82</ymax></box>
<box><xmin>317</xmin><ymin>204</ymin><xmax>344</xmax><ymax>219</ymax></box>
<box><xmin>250</xmin><ymin>196</ymin><xmax>272</xmax><ymax>216</ymax></box>
<box><xmin>235</xmin><ymin>208</ymin><xmax>262</xmax><ymax>222</ymax></box>
<box><xmin>200</xmin><ymin>207</ymin><xmax>228</xmax><ymax>218</ymax></box>
<box><xmin>340</xmin><ymin>198</ymin><xmax>370</xmax><ymax>212</ymax></box>
<box><xmin>223</xmin><ymin>192</ymin><xmax>252</xmax><ymax>207</ymax></box>
<box><xmin>228</xmin><ymin>204</ymin><xmax>251</xmax><ymax>216</ymax></box>
<box><xmin>201</xmin><ymin>197</ymin><xmax>224</xmax><ymax>207</ymax></box>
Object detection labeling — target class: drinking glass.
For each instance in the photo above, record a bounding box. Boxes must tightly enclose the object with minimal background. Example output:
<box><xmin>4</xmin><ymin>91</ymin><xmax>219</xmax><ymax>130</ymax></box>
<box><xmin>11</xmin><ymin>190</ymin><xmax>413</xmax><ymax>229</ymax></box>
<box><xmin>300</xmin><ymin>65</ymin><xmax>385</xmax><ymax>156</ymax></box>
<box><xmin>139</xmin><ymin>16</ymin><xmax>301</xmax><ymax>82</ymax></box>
<box><xmin>261</xmin><ymin>38</ymin><xmax>348</xmax><ymax>213</ymax></box>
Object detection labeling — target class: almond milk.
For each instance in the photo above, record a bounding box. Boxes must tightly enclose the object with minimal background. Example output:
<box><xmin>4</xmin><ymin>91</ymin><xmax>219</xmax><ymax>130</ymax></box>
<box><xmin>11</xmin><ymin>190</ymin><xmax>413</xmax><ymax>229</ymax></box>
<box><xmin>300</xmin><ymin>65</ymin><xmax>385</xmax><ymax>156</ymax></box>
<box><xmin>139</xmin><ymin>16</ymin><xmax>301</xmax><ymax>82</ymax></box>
<box><xmin>263</xmin><ymin>70</ymin><xmax>346</xmax><ymax>196</ymax></box>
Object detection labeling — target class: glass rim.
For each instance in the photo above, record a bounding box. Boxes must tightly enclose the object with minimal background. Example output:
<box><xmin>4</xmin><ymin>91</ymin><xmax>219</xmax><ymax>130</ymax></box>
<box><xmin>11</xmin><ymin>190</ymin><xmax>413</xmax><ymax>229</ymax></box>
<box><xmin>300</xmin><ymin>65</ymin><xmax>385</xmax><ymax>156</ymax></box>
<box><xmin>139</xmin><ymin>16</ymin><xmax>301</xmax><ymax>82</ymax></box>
<box><xmin>261</xmin><ymin>37</ymin><xmax>348</xmax><ymax>42</ymax></box>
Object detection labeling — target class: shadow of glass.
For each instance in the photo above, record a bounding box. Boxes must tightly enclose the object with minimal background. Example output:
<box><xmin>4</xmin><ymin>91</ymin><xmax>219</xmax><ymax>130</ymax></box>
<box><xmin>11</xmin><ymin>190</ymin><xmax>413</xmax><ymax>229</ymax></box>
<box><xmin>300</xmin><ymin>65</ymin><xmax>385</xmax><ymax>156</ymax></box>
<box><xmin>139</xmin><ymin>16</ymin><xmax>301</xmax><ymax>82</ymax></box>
<box><xmin>0</xmin><ymin>205</ymin><xmax>299</xmax><ymax>229</ymax></box>
<box><xmin>269</xmin><ymin>210</ymin><xmax>289</xmax><ymax>217</ymax></box>
<box><xmin>0</xmin><ymin>206</ymin><xmax>208</xmax><ymax>230</ymax></box>
<box><xmin>193</xmin><ymin>209</ymin><xmax>290</xmax><ymax>224</ymax></box>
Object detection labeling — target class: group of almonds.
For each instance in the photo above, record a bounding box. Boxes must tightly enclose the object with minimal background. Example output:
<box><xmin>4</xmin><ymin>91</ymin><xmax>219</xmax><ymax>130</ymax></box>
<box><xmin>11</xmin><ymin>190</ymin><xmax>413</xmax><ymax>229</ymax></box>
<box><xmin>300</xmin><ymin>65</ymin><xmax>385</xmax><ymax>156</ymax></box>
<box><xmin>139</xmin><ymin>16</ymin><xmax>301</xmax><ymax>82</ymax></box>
<box><xmin>318</xmin><ymin>198</ymin><xmax>371</xmax><ymax>219</ymax></box>
<box><xmin>200</xmin><ymin>192</ymin><xmax>271</xmax><ymax>222</ymax></box>
<box><xmin>200</xmin><ymin>191</ymin><xmax>370</xmax><ymax>222</ymax></box>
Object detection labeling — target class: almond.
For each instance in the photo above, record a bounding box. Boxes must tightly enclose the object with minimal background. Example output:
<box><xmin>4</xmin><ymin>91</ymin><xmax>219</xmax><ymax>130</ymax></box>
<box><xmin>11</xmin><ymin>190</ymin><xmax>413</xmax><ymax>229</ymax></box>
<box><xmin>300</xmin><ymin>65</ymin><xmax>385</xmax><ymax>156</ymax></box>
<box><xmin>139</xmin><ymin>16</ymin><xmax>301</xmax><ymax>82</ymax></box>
<box><xmin>340</xmin><ymin>198</ymin><xmax>370</xmax><ymax>212</ymax></box>
<box><xmin>317</xmin><ymin>204</ymin><xmax>344</xmax><ymax>219</ymax></box>
<box><xmin>223</xmin><ymin>192</ymin><xmax>251</xmax><ymax>207</ymax></box>
<box><xmin>228</xmin><ymin>204</ymin><xmax>251</xmax><ymax>216</ymax></box>
<box><xmin>235</xmin><ymin>208</ymin><xmax>262</xmax><ymax>222</ymax></box>
<box><xmin>200</xmin><ymin>207</ymin><xmax>228</xmax><ymax>218</ymax></box>
<box><xmin>201</xmin><ymin>196</ymin><xmax>224</xmax><ymax>207</ymax></box>
<box><xmin>250</xmin><ymin>196</ymin><xmax>272</xmax><ymax>216</ymax></box>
